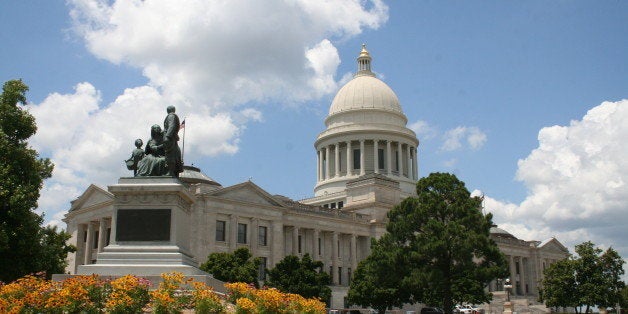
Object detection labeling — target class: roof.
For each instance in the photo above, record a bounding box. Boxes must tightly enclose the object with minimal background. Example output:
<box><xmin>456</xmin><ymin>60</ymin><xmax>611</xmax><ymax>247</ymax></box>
<box><xmin>328</xmin><ymin>75</ymin><xmax>403</xmax><ymax>116</ymax></box>
<box><xmin>490</xmin><ymin>226</ymin><xmax>518</xmax><ymax>240</ymax></box>
<box><xmin>179</xmin><ymin>165</ymin><xmax>221</xmax><ymax>186</ymax></box>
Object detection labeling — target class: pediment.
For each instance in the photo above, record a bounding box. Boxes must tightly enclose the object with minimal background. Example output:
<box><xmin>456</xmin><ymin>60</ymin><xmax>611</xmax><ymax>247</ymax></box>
<box><xmin>538</xmin><ymin>238</ymin><xmax>569</xmax><ymax>254</ymax></box>
<box><xmin>70</xmin><ymin>184</ymin><xmax>114</xmax><ymax>212</ymax></box>
<box><xmin>208</xmin><ymin>181</ymin><xmax>285</xmax><ymax>207</ymax></box>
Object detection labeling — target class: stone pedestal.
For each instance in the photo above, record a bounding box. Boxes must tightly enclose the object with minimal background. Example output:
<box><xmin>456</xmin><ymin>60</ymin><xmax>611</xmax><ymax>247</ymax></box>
<box><xmin>78</xmin><ymin>177</ymin><xmax>207</xmax><ymax>276</ymax></box>
<box><xmin>503</xmin><ymin>301</ymin><xmax>513</xmax><ymax>314</ymax></box>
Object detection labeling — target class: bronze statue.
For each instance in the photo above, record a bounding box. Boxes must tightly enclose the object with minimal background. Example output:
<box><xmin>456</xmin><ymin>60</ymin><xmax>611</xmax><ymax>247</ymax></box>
<box><xmin>163</xmin><ymin>106</ymin><xmax>183</xmax><ymax>177</ymax></box>
<box><xmin>125</xmin><ymin>106</ymin><xmax>184</xmax><ymax>178</ymax></box>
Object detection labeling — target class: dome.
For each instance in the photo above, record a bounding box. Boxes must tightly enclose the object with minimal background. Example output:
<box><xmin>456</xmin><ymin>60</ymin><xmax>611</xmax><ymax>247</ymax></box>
<box><xmin>328</xmin><ymin>75</ymin><xmax>403</xmax><ymax>116</ymax></box>
<box><xmin>328</xmin><ymin>44</ymin><xmax>404</xmax><ymax>117</ymax></box>
<box><xmin>179</xmin><ymin>165</ymin><xmax>221</xmax><ymax>186</ymax></box>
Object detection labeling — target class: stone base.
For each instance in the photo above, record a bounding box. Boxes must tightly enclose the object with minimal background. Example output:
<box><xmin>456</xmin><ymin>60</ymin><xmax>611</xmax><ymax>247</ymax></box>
<box><xmin>77</xmin><ymin>244</ymin><xmax>208</xmax><ymax>277</ymax></box>
<box><xmin>503</xmin><ymin>301</ymin><xmax>513</xmax><ymax>314</ymax></box>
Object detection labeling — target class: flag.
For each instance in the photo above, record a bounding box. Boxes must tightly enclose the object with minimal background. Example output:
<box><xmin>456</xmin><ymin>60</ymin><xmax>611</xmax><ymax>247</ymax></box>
<box><xmin>180</xmin><ymin>119</ymin><xmax>185</xmax><ymax>129</ymax></box>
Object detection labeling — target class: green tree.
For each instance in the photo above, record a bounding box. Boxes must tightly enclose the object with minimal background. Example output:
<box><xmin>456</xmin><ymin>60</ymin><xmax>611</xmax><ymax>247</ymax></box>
<box><xmin>266</xmin><ymin>254</ymin><xmax>331</xmax><ymax>303</ymax></box>
<box><xmin>200</xmin><ymin>247</ymin><xmax>261</xmax><ymax>287</ymax></box>
<box><xmin>348</xmin><ymin>173</ymin><xmax>507</xmax><ymax>314</ymax></box>
<box><xmin>540</xmin><ymin>241</ymin><xmax>625</xmax><ymax>314</ymax></box>
<box><xmin>620</xmin><ymin>284</ymin><xmax>628</xmax><ymax>309</ymax></box>
<box><xmin>0</xmin><ymin>79</ymin><xmax>75</xmax><ymax>282</ymax></box>
<box><xmin>347</xmin><ymin>236</ymin><xmax>410</xmax><ymax>314</ymax></box>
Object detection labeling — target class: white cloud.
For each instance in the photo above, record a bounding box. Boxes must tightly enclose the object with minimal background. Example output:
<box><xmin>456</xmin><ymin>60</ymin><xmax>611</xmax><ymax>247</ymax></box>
<box><xmin>68</xmin><ymin>0</ymin><xmax>388</xmax><ymax>107</ymax></box>
<box><xmin>481</xmin><ymin>100</ymin><xmax>628</xmax><ymax>258</ymax></box>
<box><xmin>408</xmin><ymin>120</ymin><xmax>437</xmax><ymax>140</ymax></box>
<box><xmin>440</xmin><ymin>126</ymin><xmax>487</xmax><ymax>151</ymax></box>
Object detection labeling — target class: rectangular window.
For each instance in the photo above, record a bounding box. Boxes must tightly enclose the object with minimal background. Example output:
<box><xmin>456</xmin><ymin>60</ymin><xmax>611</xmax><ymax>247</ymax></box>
<box><xmin>378</xmin><ymin>148</ymin><xmax>385</xmax><ymax>169</ymax></box>
<box><xmin>330</xmin><ymin>202</ymin><xmax>336</xmax><ymax>209</ymax></box>
<box><xmin>215</xmin><ymin>220</ymin><xmax>226</xmax><ymax>242</ymax></box>
<box><xmin>298</xmin><ymin>235</ymin><xmax>302</xmax><ymax>253</ymax></box>
<box><xmin>348</xmin><ymin>267</ymin><xmax>352</xmax><ymax>285</ymax></box>
<box><xmin>329</xmin><ymin>266</ymin><xmax>332</xmax><ymax>276</ymax></box>
<box><xmin>338</xmin><ymin>267</ymin><xmax>342</xmax><ymax>285</ymax></box>
<box><xmin>106</xmin><ymin>228</ymin><xmax>111</xmax><ymax>246</ymax></box>
<box><xmin>83</xmin><ymin>230</ymin><xmax>87</xmax><ymax>242</ymax></box>
<box><xmin>337</xmin><ymin>240</ymin><xmax>340</xmax><ymax>258</ymax></box>
<box><xmin>516</xmin><ymin>261</ymin><xmax>520</xmax><ymax>274</ymax></box>
<box><xmin>237</xmin><ymin>223</ymin><xmax>247</xmax><ymax>244</ymax></box>
<box><xmin>396</xmin><ymin>151</ymin><xmax>400</xmax><ymax>171</ymax></box>
<box><xmin>93</xmin><ymin>231</ymin><xmax>99</xmax><ymax>249</ymax></box>
<box><xmin>353</xmin><ymin>149</ymin><xmax>360</xmax><ymax>170</ymax></box>
<box><xmin>258</xmin><ymin>226</ymin><xmax>267</xmax><ymax>246</ymax></box>
<box><xmin>258</xmin><ymin>257</ymin><xmax>267</xmax><ymax>281</ymax></box>
<box><xmin>323</xmin><ymin>204</ymin><xmax>329</xmax><ymax>208</ymax></box>
<box><xmin>318</xmin><ymin>238</ymin><xmax>321</xmax><ymax>255</ymax></box>
<box><xmin>338</xmin><ymin>201</ymin><xmax>343</xmax><ymax>209</ymax></box>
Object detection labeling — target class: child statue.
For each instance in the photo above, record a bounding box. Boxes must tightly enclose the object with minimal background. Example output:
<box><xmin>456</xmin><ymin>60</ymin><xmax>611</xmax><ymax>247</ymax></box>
<box><xmin>125</xmin><ymin>139</ymin><xmax>145</xmax><ymax>176</ymax></box>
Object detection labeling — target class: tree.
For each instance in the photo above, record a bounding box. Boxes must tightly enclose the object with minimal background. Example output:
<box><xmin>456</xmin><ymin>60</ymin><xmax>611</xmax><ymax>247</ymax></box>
<box><xmin>347</xmin><ymin>236</ymin><xmax>410</xmax><ymax>314</ymax></box>
<box><xmin>540</xmin><ymin>241</ymin><xmax>625</xmax><ymax>314</ymax></box>
<box><xmin>266</xmin><ymin>254</ymin><xmax>331</xmax><ymax>303</ymax></box>
<box><xmin>348</xmin><ymin>172</ymin><xmax>507</xmax><ymax>314</ymax></box>
<box><xmin>200</xmin><ymin>247</ymin><xmax>261</xmax><ymax>287</ymax></box>
<box><xmin>0</xmin><ymin>79</ymin><xmax>75</xmax><ymax>282</ymax></box>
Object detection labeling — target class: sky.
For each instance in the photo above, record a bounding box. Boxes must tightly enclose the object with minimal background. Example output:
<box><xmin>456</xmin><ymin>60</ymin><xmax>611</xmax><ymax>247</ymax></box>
<box><xmin>1</xmin><ymin>1</ymin><xmax>627</xmax><ymax>265</ymax></box>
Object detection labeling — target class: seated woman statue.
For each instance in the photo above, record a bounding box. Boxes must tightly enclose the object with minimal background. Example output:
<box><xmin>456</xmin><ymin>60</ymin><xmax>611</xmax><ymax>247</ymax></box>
<box><xmin>136</xmin><ymin>124</ymin><xmax>167</xmax><ymax>176</ymax></box>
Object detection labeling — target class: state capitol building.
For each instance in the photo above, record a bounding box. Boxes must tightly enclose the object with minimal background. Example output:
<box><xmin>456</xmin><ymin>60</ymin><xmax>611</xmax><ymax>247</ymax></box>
<box><xmin>63</xmin><ymin>45</ymin><xmax>569</xmax><ymax>309</ymax></box>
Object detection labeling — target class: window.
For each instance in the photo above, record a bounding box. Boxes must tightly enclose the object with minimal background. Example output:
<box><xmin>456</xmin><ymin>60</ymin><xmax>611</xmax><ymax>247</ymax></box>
<box><xmin>516</xmin><ymin>261</ymin><xmax>520</xmax><ymax>274</ymax></box>
<box><xmin>353</xmin><ymin>149</ymin><xmax>360</xmax><ymax>170</ymax></box>
<box><xmin>395</xmin><ymin>150</ymin><xmax>400</xmax><ymax>171</ymax></box>
<box><xmin>106</xmin><ymin>228</ymin><xmax>111</xmax><ymax>246</ymax></box>
<box><xmin>258</xmin><ymin>257</ymin><xmax>267</xmax><ymax>281</ymax></box>
<box><xmin>338</xmin><ymin>201</ymin><xmax>343</xmax><ymax>209</ymax></box>
<box><xmin>83</xmin><ymin>230</ymin><xmax>87</xmax><ymax>242</ymax></box>
<box><xmin>348</xmin><ymin>267</ymin><xmax>352</xmax><ymax>284</ymax></box>
<box><xmin>258</xmin><ymin>226</ymin><xmax>267</xmax><ymax>246</ymax></box>
<box><xmin>329</xmin><ymin>266</ymin><xmax>333</xmax><ymax>277</ymax></box>
<box><xmin>330</xmin><ymin>202</ymin><xmax>336</xmax><ymax>209</ymax></box>
<box><xmin>337</xmin><ymin>240</ymin><xmax>340</xmax><ymax>257</ymax></box>
<box><xmin>323</xmin><ymin>204</ymin><xmax>329</xmax><ymax>208</ymax></box>
<box><xmin>93</xmin><ymin>231</ymin><xmax>99</xmax><ymax>249</ymax></box>
<box><xmin>378</xmin><ymin>148</ymin><xmax>384</xmax><ymax>169</ymax></box>
<box><xmin>215</xmin><ymin>220</ymin><xmax>226</xmax><ymax>242</ymax></box>
<box><xmin>338</xmin><ymin>267</ymin><xmax>342</xmax><ymax>285</ymax></box>
<box><xmin>298</xmin><ymin>235</ymin><xmax>302</xmax><ymax>253</ymax></box>
<box><xmin>237</xmin><ymin>223</ymin><xmax>247</xmax><ymax>244</ymax></box>
<box><xmin>318</xmin><ymin>238</ymin><xmax>321</xmax><ymax>255</ymax></box>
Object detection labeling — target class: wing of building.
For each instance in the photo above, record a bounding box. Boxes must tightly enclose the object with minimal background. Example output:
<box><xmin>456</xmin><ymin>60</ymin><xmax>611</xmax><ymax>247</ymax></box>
<box><xmin>62</xmin><ymin>45</ymin><xmax>569</xmax><ymax>309</ymax></box>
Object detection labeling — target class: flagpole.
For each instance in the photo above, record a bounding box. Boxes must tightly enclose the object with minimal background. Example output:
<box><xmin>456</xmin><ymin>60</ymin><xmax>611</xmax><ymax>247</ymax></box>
<box><xmin>181</xmin><ymin>117</ymin><xmax>186</xmax><ymax>164</ymax></box>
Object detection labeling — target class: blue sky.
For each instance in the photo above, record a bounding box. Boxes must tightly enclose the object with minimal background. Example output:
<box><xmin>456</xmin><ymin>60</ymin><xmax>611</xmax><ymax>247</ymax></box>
<box><xmin>1</xmin><ymin>1</ymin><xmax>627</xmax><ymax>261</ymax></box>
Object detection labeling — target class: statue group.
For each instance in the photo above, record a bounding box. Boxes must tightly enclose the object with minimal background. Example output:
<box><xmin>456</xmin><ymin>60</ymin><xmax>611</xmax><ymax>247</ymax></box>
<box><xmin>125</xmin><ymin>106</ymin><xmax>184</xmax><ymax>178</ymax></box>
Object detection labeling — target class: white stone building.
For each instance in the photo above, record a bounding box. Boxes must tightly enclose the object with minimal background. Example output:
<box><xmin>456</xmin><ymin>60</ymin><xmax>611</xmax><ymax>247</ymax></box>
<box><xmin>63</xmin><ymin>45</ymin><xmax>569</xmax><ymax>308</ymax></box>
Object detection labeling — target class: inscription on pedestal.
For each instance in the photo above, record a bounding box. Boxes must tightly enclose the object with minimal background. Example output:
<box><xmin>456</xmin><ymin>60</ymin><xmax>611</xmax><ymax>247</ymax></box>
<box><xmin>116</xmin><ymin>209</ymin><xmax>171</xmax><ymax>241</ymax></box>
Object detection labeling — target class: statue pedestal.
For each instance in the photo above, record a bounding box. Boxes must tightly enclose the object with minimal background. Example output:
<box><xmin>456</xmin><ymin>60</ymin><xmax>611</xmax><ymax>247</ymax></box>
<box><xmin>503</xmin><ymin>301</ymin><xmax>513</xmax><ymax>314</ymax></box>
<box><xmin>78</xmin><ymin>177</ymin><xmax>206</xmax><ymax>276</ymax></box>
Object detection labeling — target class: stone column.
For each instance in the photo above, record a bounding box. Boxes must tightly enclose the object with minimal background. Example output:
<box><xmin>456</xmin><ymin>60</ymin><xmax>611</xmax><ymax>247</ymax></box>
<box><xmin>397</xmin><ymin>142</ymin><xmax>403</xmax><ymax>176</ymax></box>
<box><xmin>520</xmin><ymin>257</ymin><xmax>527</xmax><ymax>295</ymax></box>
<box><xmin>313</xmin><ymin>229</ymin><xmax>320</xmax><ymax>257</ymax></box>
<box><xmin>386</xmin><ymin>140</ymin><xmax>392</xmax><ymax>175</ymax></box>
<box><xmin>334</xmin><ymin>143</ymin><xmax>340</xmax><ymax>177</ymax></box>
<box><xmin>251</xmin><ymin>218</ymin><xmax>259</xmax><ymax>256</ymax></box>
<box><xmin>359</xmin><ymin>140</ymin><xmax>365</xmax><ymax>176</ymax></box>
<box><xmin>325</xmin><ymin>146</ymin><xmax>330</xmax><ymax>181</ymax></box>
<box><xmin>97</xmin><ymin>218</ymin><xmax>107</xmax><ymax>253</ymax></box>
<box><xmin>412</xmin><ymin>147</ymin><xmax>418</xmax><ymax>180</ymax></box>
<box><xmin>230</xmin><ymin>214</ymin><xmax>238</xmax><ymax>251</ymax></box>
<box><xmin>406</xmin><ymin>144</ymin><xmax>411</xmax><ymax>178</ymax></box>
<box><xmin>84</xmin><ymin>222</ymin><xmax>94</xmax><ymax>265</ymax></box>
<box><xmin>350</xmin><ymin>234</ymin><xmax>358</xmax><ymax>271</ymax></box>
<box><xmin>292</xmin><ymin>226</ymin><xmax>299</xmax><ymax>255</ymax></box>
<box><xmin>373</xmin><ymin>139</ymin><xmax>379</xmax><ymax>174</ymax></box>
<box><xmin>346</xmin><ymin>141</ymin><xmax>352</xmax><ymax>176</ymax></box>
<box><xmin>270</xmin><ymin>221</ymin><xmax>284</xmax><ymax>267</ymax></box>
<box><xmin>317</xmin><ymin>150</ymin><xmax>321</xmax><ymax>181</ymax></box>
<box><xmin>332</xmin><ymin>232</ymin><xmax>338</xmax><ymax>285</ymax></box>
<box><xmin>509</xmin><ymin>255</ymin><xmax>516</xmax><ymax>294</ymax></box>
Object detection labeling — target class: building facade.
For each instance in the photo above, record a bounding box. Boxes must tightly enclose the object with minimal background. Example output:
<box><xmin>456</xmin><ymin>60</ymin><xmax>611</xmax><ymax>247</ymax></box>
<box><xmin>63</xmin><ymin>45</ymin><xmax>569</xmax><ymax>308</ymax></box>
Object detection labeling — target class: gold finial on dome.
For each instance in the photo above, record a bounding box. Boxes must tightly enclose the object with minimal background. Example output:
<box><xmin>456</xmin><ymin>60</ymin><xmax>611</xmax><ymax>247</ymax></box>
<box><xmin>356</xmin><ymin>44</ymin><xmax>375</xmax><ymax>77</ymax></box>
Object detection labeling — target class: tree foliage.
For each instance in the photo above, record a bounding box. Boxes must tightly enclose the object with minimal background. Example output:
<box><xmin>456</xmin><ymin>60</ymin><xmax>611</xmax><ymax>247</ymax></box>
<box><xmin>0</xmin><ymin>79</ymin><xmax>75</xmax><ymax>282</ymax></box>
<box><xmin>347</xmin><ymin>236</ymin><xmax>410</xmax><ymax>314</ymax></box>
<box><xmin>200</xmin><ymin>247</ymin><xmax>261</xmax><ymax>287</ymax></box>
<box><xmin>266</xmin><ymin>254</ymin><xmax>331</xmax><ymax>304</ymax></box>
<box><xmin>348</xmin><ymin>172</ymin><xmax>507</xmax><ymax>314</ymax></box>
<box><xmin>539</xmin><ymin>241</ymin><xmax>625</xmax><ymax>314</ymax></box>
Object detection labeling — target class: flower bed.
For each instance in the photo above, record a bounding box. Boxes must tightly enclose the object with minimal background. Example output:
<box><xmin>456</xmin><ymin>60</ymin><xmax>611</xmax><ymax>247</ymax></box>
<box><xmin>0</xmin><ymin>272</ymin><xmax>325</xmax><ymax>313</ymax></box>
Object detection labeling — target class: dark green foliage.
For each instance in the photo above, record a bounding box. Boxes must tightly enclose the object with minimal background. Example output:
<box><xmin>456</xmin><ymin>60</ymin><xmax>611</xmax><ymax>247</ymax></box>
<box><xmin>0</xmin><ymin>79</ymin><xmax>75</xmax><ymax>282</ymax></box>
<box><xmin>348</xmin><ymin>172</ymin><xmax>507</xmax><ymax>314</ymax></box>
<box><xmin>200</xmin><ymin>247</ymin><xmax>261</xmax><ymax>287</ymax></box>
<box><xmin>539</xmin><ymin>241</ymin><xmax>625</xmax><ymax>313</ymax></box>
<box><xmin>620</xmin><ymin>284</ymin><xmax>628</xmax><ymax>308</ymax></box>
<box><xmin>347</xmin><ymin>236</ymin><xmax>410</xmax><ymax>314</ymax></box>
<box><xmin>266</xmin><ymin>254</ymin><xmax>331</xmax><ymax>303</ymax></box>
